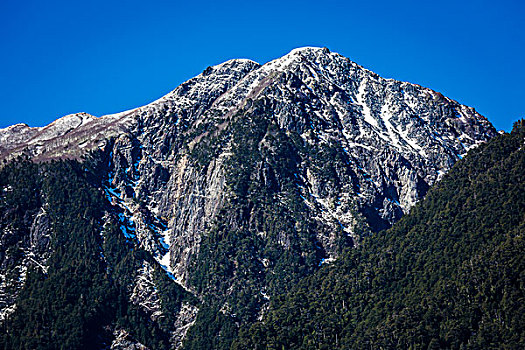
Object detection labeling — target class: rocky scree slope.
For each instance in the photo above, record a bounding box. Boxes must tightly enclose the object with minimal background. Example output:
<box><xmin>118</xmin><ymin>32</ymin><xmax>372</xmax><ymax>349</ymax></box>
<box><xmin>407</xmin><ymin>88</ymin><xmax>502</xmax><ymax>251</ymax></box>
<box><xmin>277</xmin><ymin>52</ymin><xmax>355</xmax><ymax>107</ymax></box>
<box><xmin>0</xmin><ymin>47</ymin><xmax>497</xmax><ymax>348</ymax></box>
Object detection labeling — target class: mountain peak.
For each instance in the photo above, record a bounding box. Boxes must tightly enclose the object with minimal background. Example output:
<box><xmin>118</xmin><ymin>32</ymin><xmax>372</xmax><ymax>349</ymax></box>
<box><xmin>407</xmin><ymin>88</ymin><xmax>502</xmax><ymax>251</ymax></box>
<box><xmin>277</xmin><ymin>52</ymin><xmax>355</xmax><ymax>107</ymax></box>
<box><xmin>288</xmin><ymin>46</ymin><xmax>330</xmax><ymax>54</ymax></box>
<box><xmin>214</xmin><ymin>58</ymin><xmax>260</xmax><ymax>68</ymax></box>
<box><xmin>0</xmin><ymin>47</ymin><xmax>496</xmax><ymax>167</ymax></box>
<box><xmin>0</xmin><ymin>47</ymin><xmax>504</xmax><ymax>349</ymax></box>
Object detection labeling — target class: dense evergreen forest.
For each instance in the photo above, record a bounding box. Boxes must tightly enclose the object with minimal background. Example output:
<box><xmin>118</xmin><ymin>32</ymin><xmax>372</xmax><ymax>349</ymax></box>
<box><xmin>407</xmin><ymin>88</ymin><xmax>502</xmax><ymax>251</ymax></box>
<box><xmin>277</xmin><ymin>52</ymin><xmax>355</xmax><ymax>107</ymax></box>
<box><xmin>233</xmin><ymin>120</ymin><xmax>525</xmax><ymax>349</ymax></box>
<box><xmin>0</xmin><ymin>153</ymin><xmax>194</xmax><ymax>349</ymax></box>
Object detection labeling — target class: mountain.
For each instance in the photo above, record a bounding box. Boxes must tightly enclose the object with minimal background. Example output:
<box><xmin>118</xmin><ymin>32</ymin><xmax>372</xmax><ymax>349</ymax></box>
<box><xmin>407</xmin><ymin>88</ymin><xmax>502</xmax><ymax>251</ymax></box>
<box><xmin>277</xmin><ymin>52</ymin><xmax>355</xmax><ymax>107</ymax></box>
<box><xmin>234</xmin><ymin>120</ymin><xmax>525</xmax><ymax>350</ymax></box>
<box><xmin>0</xmin><ymin>47</ymin><xmax>498</xmax><ymax>349</ymax></box>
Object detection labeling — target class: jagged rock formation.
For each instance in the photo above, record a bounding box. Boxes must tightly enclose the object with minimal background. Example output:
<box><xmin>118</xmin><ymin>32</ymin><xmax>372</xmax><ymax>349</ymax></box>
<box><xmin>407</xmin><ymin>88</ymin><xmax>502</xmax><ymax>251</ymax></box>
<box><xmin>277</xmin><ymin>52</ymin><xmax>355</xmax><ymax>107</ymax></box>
<box><xmin>0</xmin><ymin>112</ymin><xmax>133</xmax><ymax>162</ymax></box>
<box><xmin>111</xmin><ymin>329</ymin><xmax>148</xmax><ymax>350</ymax></box>
<box><xmin>0</xmin><ymin>47</ymin><xmax>497</xmax><ymax>349</ymax></box>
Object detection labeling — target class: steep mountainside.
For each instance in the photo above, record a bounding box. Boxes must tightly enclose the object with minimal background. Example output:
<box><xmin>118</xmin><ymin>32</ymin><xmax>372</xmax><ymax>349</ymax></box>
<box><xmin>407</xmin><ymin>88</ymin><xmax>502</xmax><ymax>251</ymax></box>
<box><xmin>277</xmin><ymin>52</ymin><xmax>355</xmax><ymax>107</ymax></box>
<box><xmin>0</xmin><ymin>155</ymin><xmax>195</xmax><ymax>349</ymax></box>
<box><xmin>235</xmin><ymin>121</ymin><xmax>525</xmax><ymax>350</ymax></box>
<box><xmin>0</xmin><ymin>47</ymin><xmax>497</xmax><ymax>349</ymax></box>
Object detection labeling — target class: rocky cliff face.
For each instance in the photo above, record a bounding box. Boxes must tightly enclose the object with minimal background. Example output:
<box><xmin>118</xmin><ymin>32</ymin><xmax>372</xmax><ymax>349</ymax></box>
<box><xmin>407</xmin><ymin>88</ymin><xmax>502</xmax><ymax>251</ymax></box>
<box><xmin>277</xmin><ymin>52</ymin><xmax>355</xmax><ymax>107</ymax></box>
<box><xmin>0</xmin><ymin>47</ymin><xmax>497</xmax><ymax>348</ymax></box>
<box><xmin>98</xmin><ymin>47</ymin><xmax>495</xmax><ymax>282</ymax></box>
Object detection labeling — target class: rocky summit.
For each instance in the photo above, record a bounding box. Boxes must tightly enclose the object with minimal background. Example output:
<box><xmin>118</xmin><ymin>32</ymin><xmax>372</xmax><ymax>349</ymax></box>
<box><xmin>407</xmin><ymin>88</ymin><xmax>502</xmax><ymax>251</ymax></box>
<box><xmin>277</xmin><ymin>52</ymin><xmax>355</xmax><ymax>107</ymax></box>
<box><xmin>0</xmin><ymin>47</ymin><xmax>497</xmax><ymax>349</ymax></box>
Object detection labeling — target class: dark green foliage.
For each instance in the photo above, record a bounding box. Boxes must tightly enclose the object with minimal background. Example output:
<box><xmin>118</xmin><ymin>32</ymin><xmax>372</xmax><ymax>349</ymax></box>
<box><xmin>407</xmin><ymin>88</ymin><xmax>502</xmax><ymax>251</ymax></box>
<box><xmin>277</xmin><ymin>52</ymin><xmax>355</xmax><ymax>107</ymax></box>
<box><xmin>0</xmin><ymin>157</ymin><xmax>116</xmax><ymax>349</ymax></box>
<box><xmin>183</xmin><ymin>305</ymin><xmax>239</xmax><ymax>350</ymax></box>
<box><xmin>234</xmin><ymin>121</ymin><xmax>525</xmax><ymax>349</ymax></box>
<box><xmin>0</xmin><ymin>156</ymin><xmax>42</xmax><ymax>303</ymax></box>
<box><xmin>0</xmin><ymin>152</ymin><xmax>192</xmax><ymax>350</ymax></box>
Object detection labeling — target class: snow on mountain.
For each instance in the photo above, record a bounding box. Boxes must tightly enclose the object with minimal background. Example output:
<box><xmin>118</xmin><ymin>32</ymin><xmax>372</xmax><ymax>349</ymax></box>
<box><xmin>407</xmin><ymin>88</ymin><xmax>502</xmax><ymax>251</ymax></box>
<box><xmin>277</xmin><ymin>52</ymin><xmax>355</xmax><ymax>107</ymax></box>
<box><xmin>0</xmin><ymin>46</ymin><xmax>496</xmax><ymax>277</ymax></box>
<box><xmin>0</xmin><ymin>47</ymin><xmax>497</xmax><ymax>347</ymax></box>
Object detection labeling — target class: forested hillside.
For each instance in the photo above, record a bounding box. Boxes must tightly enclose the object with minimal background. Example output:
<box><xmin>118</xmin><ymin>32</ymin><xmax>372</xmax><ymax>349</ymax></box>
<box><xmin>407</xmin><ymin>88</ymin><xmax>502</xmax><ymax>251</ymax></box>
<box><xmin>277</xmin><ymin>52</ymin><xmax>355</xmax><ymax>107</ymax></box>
<box><xmin>234</xmin><ymin>120</ymin><xmax>525</xmax><ymax>350</ymax></box>
<box><xmin>0</xmin><ymin>154</ymin><xmax>195</xmax><ymax>349</ymax></box>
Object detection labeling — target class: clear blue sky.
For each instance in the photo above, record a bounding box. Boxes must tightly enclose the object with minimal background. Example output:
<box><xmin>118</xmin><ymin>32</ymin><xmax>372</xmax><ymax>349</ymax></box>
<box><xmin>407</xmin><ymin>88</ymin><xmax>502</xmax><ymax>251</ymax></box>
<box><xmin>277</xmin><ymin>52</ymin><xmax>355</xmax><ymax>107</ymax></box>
<box><xmin>1</xmin><ymin>0</ymin><xmax>523</xmax><ymax>131</ymax></box>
